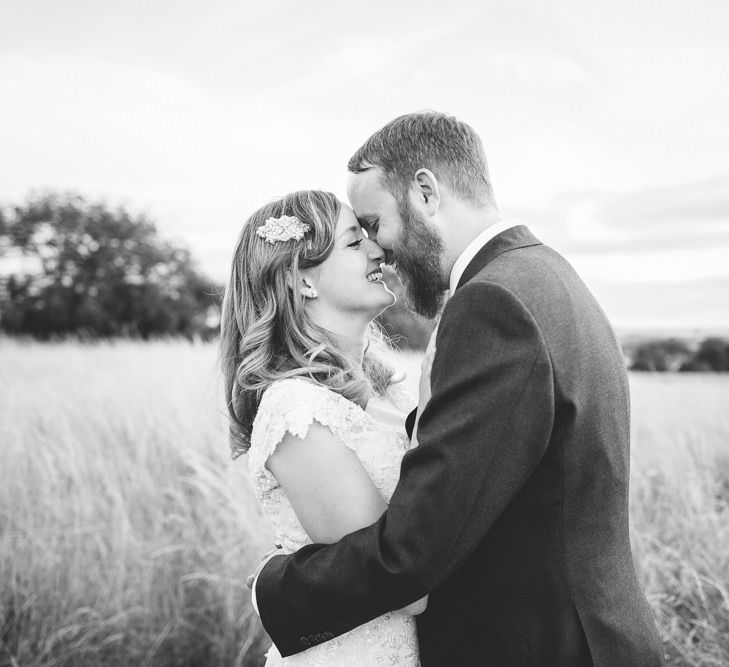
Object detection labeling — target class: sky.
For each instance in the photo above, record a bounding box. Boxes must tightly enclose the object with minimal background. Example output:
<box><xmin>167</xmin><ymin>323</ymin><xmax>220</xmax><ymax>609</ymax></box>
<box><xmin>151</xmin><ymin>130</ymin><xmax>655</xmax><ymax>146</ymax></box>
<box><xmin>1</xmin><ymin>0</ymin><xmax>728</xmax><ymax>331</ymax></box>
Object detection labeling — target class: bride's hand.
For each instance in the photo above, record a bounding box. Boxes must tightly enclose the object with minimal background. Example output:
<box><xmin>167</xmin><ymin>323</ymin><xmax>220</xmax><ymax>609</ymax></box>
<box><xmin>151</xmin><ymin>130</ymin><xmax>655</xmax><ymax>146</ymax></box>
<box><xmin>246</xmin><ymin>545</ymin><xmax>285</xmax><ymax>590</ymax></box>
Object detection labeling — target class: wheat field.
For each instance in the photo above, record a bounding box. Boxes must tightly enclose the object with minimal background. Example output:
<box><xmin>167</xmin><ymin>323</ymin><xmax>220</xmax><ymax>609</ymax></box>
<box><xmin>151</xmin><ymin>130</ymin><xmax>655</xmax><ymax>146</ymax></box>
<box><xmin>1</xmin><ymin>340</ymin><xmax>728</xmax><ymax>666</ymax></box>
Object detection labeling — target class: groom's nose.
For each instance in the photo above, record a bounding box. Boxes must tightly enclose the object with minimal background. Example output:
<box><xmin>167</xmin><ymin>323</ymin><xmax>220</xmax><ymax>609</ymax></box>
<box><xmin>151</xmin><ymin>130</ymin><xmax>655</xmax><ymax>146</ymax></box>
<box><xmin>382</xmin><ymin>248</ymin><xmax>396</xmax><ymax>266</ymax></box>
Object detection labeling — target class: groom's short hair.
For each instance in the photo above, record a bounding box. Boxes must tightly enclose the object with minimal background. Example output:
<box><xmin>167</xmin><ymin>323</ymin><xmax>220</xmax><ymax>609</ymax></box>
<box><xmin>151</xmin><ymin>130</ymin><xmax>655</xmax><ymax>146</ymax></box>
<box><xmin>348</xmin><ymin>111</ymin><xmax>494</xmax><ymax>206</ymax></box>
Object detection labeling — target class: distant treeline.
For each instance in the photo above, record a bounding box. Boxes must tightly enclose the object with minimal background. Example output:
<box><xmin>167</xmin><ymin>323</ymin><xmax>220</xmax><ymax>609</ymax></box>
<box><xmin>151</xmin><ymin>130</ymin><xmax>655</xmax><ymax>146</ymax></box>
<box><xmin>628</xmin><ymin>337</ymin><xmax>729</xmax><ymax>372</ymax></box>
<box><xmin>0</xmin><ymin>191</ymin><xmax>435</xmax><ymax>347</ymax></box>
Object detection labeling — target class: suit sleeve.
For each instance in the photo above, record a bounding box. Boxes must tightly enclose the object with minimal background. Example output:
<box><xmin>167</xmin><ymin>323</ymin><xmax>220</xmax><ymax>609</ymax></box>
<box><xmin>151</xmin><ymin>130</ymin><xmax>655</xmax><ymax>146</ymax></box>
<box><xmin>255</xmin><ymin>281</ymin><xmax>555</xmax><ymax>657</ymax></box>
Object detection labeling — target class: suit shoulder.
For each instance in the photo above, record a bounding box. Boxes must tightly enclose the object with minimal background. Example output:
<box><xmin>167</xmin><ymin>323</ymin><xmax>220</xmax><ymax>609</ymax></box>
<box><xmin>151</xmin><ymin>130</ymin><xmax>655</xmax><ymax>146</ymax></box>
<box><xmin>478</xmin><ymin>242</ymin><xmax>580</xmax><ymax>290</ymax></box>
<box><xmin>446</xmin><ymin>278</ymin><xmax>532</xmax><ymax>316</ymax></box>
<box><xmin>441</xmin><ymin>279</ymin><xmax>543</xmax><ymax>342</ymax></box>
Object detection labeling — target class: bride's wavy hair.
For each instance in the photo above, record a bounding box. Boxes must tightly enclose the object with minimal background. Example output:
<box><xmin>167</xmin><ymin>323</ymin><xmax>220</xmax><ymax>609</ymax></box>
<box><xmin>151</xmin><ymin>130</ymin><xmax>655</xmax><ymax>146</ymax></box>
<box><xmin>220</xmin><ymin>190</ymin><xmax>394</xmax><ymax>458</ymax></box>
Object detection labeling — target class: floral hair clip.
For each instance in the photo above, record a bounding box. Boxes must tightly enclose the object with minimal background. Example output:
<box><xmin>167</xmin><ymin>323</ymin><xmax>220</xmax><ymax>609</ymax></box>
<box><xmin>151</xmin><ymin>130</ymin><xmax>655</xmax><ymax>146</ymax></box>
<box><xmin>256</xmin><ymin>215</ymin><xmax>311</xmax><ymax>245</ymax></box>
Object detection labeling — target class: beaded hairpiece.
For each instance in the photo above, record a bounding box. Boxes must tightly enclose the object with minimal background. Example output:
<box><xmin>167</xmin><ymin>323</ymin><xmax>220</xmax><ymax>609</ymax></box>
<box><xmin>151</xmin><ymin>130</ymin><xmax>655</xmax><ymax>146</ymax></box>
<box><xmin>256</xmin><ymin>215</ymin><xmax>311</xmax><ymax>244</ymax></box>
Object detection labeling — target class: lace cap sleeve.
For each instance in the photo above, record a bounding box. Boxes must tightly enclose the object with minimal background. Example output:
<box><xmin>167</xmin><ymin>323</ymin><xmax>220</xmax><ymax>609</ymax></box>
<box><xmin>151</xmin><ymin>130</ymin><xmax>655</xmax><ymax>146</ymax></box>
<box><xmin>247</xmin><ymin>378</ymin><xmax>356</xmax><ymax>481</ymax></box>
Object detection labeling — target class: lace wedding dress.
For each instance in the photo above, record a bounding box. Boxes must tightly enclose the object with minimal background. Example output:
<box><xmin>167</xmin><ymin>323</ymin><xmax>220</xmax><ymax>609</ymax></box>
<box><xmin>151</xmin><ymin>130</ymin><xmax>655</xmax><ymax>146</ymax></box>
<box><xmin>247</xmin><ymin>377</ymin><xmax>420</xmax><ymax>666</ymax></box>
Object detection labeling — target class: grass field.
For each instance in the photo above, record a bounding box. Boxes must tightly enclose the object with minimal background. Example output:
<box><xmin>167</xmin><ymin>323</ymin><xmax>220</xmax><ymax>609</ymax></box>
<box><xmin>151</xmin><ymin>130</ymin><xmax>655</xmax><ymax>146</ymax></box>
<box><xmin>1</xmin><ymin>340</ymin><xmax>728</xmax><ymax>666</ymax></box>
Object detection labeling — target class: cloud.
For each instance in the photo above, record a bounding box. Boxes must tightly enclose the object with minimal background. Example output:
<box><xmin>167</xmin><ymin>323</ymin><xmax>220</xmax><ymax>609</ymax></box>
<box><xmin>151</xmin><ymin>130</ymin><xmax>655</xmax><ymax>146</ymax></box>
<box><xmin>512</xmin><ymin>177</ymin><xmax>729</xmax><ymax>260</ymax></box>
<box><xmin>597</xmin><ymin>178</ymin><xmax>729</xmax><ymax>230</ymax></box>
<box><xmin>584</xmin><ymin>275</ymin><xmax>729</xmax><ymax>332</ymax></box>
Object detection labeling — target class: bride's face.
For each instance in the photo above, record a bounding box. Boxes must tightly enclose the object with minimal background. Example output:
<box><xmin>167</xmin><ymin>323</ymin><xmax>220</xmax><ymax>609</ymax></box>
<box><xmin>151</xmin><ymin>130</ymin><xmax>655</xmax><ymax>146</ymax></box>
<box><xmin>301</xmin><ymin>205</ymin><xmax>395</xmax><ymax>322</ymax></box>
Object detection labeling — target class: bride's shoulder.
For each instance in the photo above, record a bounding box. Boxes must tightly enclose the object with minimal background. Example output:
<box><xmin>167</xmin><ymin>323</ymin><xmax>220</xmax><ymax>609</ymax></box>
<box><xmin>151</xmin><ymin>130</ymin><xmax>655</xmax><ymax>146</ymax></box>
<box><xmin>259</xmin><ymin>376</ymin><xmax>336</xmax><ymax>409</ymax></box>
<box><xmin>249</xmin><ymin>378</ymin><xmax>353</xmax><ymax>473</ymax></box>
<box><xmin>254</xmin><ymin>378</ymin><xmax>350</xmax><ymax>431</ymax></box>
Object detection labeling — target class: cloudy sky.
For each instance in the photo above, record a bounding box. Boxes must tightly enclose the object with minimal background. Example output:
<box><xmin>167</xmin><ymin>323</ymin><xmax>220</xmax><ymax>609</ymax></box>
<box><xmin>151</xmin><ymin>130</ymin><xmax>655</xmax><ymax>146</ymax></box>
<box><xmin>1</xmin><ymin>0</ymin><xmax>728</xmax><ymax>331</ymax></box>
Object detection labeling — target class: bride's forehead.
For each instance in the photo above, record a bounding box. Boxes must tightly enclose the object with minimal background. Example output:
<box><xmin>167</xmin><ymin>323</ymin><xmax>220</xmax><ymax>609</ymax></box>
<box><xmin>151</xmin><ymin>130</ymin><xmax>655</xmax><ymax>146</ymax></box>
<box><xmin>334</xmin><ymin>206</ymin><xmax>360</xmax><ymax>231</ymax></box>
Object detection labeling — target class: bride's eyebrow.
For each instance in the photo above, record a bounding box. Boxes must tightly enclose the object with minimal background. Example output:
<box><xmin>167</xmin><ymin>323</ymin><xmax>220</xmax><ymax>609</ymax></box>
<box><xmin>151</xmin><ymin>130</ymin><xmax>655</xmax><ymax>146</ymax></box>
<box><xmin>337</xmin><ymin>224</ymin><xmax>362</xmax><ymax>240</ymax></box>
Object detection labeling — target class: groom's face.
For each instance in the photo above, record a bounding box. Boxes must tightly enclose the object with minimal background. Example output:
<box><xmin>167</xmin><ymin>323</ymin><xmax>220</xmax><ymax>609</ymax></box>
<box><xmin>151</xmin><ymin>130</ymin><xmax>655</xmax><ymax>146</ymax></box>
<box><xmin>346</xmin><ymin>168</ymin><xmax>402</xmax><ymax>254</ymax></box>
<box><xmin>347</xmin><ymin>168</ymin><xmax>446</xmax><ymax>319</ymax></box>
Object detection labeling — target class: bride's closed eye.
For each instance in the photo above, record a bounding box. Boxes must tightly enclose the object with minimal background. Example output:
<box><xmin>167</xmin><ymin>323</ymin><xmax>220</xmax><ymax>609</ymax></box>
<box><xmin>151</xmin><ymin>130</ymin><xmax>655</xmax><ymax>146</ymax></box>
<box><xmin>347</xmin><ymin>238</ymin><xmax>364</xmax><ymax>248</ymax></box>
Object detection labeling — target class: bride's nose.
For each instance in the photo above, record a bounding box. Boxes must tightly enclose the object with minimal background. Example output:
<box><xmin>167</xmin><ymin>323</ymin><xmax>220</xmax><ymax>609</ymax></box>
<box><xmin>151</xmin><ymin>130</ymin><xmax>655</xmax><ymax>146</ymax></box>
<box><xmin>365</xmin><ymin>238</ymin><xmax>385</xmax><ymax>264</ymax></box>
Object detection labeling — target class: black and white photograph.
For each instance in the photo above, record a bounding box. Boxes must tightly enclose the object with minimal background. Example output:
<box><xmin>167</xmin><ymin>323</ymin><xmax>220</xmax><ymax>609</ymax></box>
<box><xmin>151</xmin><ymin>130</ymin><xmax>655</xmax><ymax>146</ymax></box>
<box><xmin>1</xmin><ymin>1</ymin><xmax>728</xmax><ymax>665</ymax></box>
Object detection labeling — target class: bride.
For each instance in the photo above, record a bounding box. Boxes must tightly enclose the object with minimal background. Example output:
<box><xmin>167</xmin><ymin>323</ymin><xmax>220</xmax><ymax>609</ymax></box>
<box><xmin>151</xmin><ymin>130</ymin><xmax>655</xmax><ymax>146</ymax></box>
<box><xmin>219</xmin><ymin>190</ymin><xmax>427</xmax><ymax>665</ymax></box>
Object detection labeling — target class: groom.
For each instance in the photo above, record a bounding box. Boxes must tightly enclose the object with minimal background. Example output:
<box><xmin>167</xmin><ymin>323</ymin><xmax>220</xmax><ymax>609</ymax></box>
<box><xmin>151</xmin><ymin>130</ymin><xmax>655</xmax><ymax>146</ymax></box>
<box><xmin>253</xmin><ymin>112</ymin><xmax>664</xmax><ymax>665</ymax></box>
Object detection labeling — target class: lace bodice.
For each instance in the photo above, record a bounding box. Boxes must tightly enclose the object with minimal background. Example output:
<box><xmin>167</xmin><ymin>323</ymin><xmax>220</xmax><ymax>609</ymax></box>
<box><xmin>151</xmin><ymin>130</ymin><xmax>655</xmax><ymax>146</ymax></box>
<box><xmin>247</xmin><ymin>377</ymin><xmax>420</xmax><ymax>666</ymax></box>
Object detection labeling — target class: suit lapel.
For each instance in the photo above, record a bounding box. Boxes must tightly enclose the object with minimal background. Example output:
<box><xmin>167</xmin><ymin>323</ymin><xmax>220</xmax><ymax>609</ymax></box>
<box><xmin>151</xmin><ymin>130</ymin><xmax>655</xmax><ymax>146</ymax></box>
<box><xmin>456</xmin><ymin>225</ymin><xmax>542</xmax><ymax>291</ymax></box>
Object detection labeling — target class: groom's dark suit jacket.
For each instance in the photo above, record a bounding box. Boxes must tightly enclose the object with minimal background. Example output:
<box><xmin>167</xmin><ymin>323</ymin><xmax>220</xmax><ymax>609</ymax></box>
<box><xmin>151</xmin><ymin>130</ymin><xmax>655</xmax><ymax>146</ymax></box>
<box><xmin>256</xmin><ymin>226</ymin><xmax>664</xmax><ymax>666</ymax></box>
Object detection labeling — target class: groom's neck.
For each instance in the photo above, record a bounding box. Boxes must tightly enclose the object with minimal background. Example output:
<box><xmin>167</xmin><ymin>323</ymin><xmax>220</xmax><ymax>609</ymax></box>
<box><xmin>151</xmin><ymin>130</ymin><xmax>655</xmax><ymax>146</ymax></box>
<box><xmin>439</xmin><ymin>201</ymin><xmax>502</xmax><ymax>279</ymax></box>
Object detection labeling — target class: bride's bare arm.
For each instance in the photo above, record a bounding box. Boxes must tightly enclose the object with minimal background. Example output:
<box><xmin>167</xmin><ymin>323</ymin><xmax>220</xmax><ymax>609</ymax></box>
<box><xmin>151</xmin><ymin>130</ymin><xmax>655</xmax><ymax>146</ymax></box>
<box><xmin>267</xmin><ymin>423</ymin><xmax>386</xmax><ymax>543</ymax></box>
<box><xmin>266</xmin><ymin>422</ymin><xmax>427</xmax><ymax>615</ymax></box>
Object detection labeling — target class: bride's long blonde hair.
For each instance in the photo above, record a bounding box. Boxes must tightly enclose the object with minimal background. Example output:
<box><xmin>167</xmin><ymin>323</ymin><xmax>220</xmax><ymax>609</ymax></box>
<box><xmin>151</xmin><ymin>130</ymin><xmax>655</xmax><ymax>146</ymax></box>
<box><xmin>220</xmin><ymin>190</ymin><xmax>394</xmax><ymax>458</ymax></box>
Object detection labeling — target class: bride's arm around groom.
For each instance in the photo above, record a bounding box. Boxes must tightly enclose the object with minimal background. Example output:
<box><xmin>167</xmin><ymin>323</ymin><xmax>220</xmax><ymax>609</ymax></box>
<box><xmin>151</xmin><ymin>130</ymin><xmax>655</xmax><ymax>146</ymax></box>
<box><xmin>264</xmin><ymin>419</ymin><xmax>428</xmax><ymax>618</ymax></box>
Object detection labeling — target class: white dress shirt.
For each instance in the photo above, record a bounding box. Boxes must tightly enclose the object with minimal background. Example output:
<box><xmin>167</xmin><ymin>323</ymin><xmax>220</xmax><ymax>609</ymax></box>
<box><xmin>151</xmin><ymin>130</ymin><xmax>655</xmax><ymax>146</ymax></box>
<box><xmin>449</xmin><ymin>219</ymin><xmax>521</xmax><ymax>294</ymax></box>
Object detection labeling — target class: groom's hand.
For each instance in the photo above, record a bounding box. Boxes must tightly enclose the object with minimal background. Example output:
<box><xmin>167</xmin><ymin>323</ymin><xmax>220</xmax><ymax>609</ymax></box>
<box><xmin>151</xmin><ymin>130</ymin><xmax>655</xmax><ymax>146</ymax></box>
<box><xmin>246</xmin><ymin>544</ymin><xmax>285</xmax><ymax>589</ymax></box>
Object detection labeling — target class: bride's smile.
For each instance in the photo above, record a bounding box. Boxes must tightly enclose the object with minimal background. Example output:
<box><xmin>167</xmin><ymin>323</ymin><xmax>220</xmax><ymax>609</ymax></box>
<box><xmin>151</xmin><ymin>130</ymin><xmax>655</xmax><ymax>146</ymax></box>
<box><xmin>299</xmin><ymin>204</ymin><xmax>395</xmax><ymax>335</ymax></box>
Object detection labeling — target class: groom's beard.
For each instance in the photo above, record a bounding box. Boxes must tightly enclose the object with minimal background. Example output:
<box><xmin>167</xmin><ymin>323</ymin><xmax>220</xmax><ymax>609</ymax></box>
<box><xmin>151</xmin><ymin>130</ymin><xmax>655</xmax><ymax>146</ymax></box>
<box><xmin>392</xmin><ymin>198</ymin><xmax>446</xmax><ymax>320</ymax></box>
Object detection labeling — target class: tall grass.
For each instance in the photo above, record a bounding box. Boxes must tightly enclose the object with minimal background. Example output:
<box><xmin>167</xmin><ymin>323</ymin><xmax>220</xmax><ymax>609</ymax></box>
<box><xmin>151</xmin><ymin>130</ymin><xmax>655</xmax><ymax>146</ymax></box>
<box><xmin>1</xmin><ymin>341</ymin><xmax>728</xmax><ymax>665</ymax></box>
<box><xmin>0</xmin><ymin>339</ymin><xmax>272</xmax><ymax>666</ymax></box>
<box><xmin>629</xmin><ymin>373</ymin><xmax>729</xmax><ymax>666</ymax></box>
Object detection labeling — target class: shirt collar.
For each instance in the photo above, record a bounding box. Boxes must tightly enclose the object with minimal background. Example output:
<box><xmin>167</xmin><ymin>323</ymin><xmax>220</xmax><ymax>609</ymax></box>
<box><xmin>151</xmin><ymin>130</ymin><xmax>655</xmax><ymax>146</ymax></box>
<box><xmin>448</xmin><ymin>219</ymin><xmax>521</xmax><ymax>293</ymax></box>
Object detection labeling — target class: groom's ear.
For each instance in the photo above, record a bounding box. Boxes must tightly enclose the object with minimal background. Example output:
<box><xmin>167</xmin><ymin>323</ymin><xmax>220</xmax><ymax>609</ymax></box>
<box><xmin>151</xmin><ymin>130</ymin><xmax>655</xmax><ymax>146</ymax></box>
<box><xmin>413</xmin><ymin>168</ymin><xmax>440</xmax><ymax>215</ymax></box>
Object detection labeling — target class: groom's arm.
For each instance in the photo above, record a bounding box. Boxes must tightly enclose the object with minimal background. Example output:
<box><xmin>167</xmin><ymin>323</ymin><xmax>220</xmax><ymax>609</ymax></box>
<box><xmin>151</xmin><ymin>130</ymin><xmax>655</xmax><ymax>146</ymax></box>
<box><xmin>256</xmin><ymin>281</ymin><xmax>554</xmax><ymax>657</ymax></box>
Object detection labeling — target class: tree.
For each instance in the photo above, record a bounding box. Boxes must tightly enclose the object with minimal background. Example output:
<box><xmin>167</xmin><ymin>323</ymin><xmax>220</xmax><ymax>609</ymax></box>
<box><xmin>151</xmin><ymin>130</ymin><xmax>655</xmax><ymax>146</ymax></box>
<box><xmin>0</xmin><ymin>192</ymin><xmax>220</xmax><ymax>339</ymax></box>
<box><xmin>630</xmin><ymin>338</ymin><xmax>692</xmax><ymax>372</ymax></box>
<box><xmin>691</xmin><ymin>337</ymin><xmax>729</xmax><ymax>371</ymax></box>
